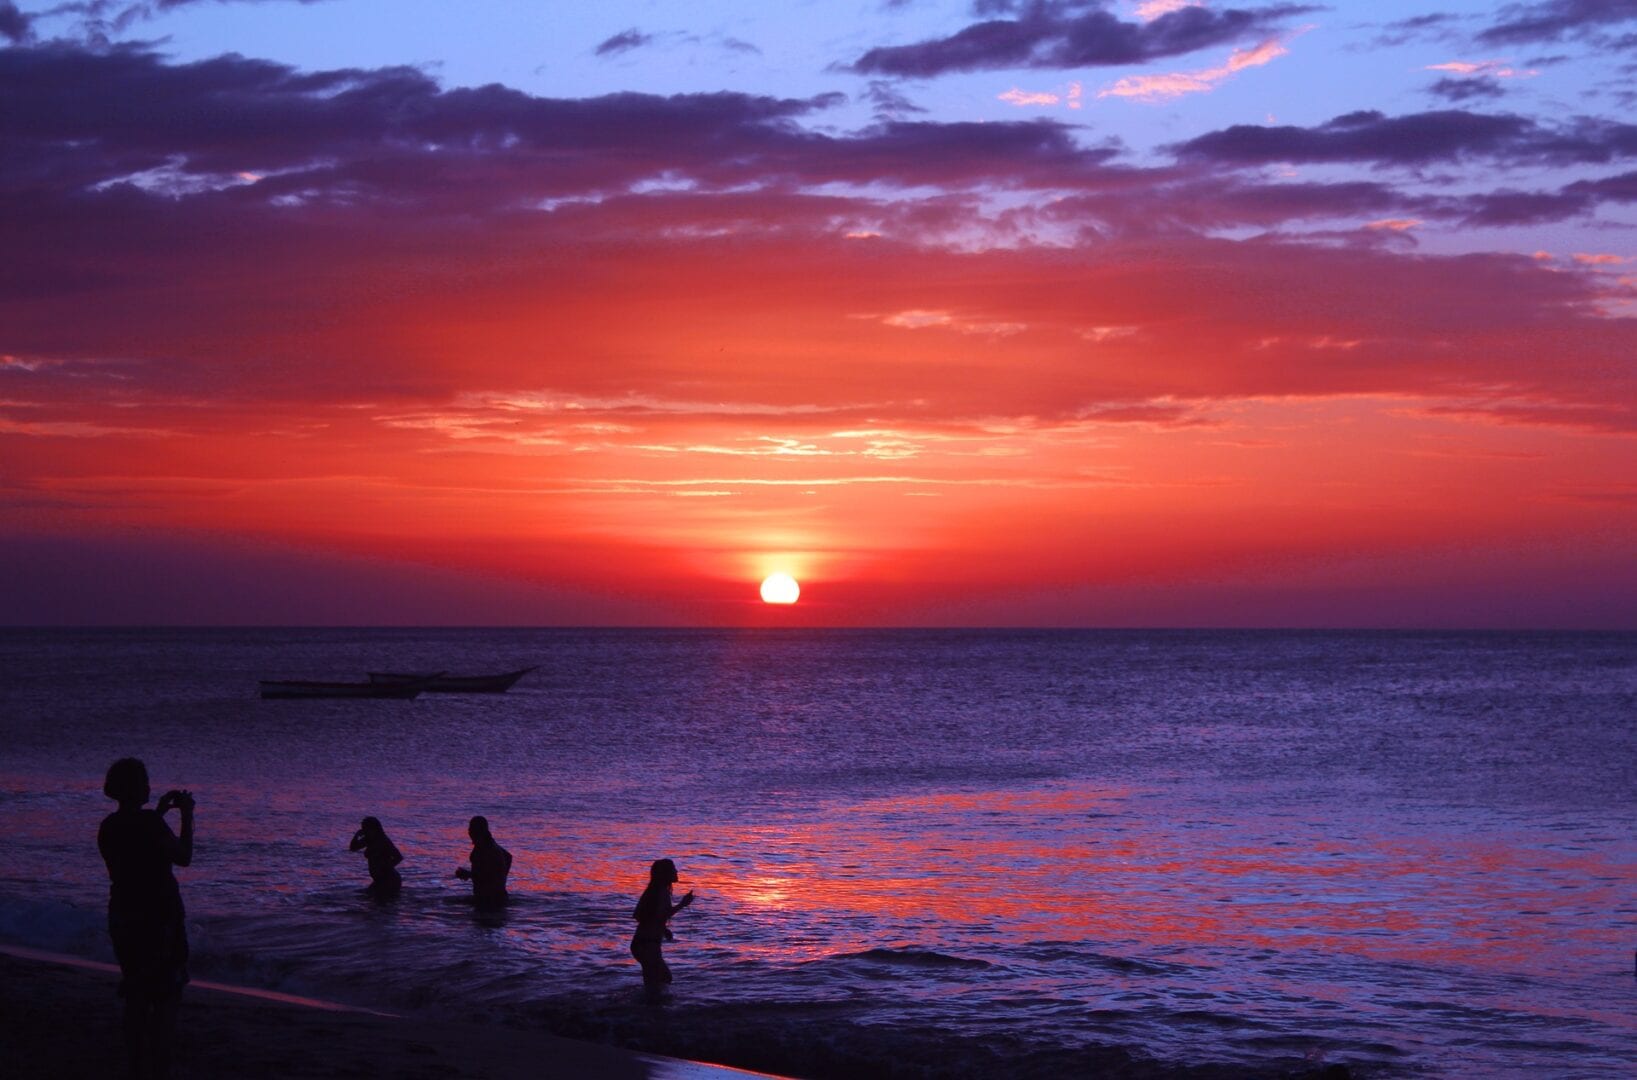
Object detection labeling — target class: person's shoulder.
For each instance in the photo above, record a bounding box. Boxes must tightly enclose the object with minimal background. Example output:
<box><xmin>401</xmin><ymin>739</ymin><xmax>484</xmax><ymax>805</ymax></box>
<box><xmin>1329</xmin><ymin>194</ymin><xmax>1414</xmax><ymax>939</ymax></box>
<box><xmin>99</xmin><ymin>807</ymin><xmax>143</xmax><ymax>830</ymax></box>
<box><xmin>98</xmin><ymin>808</ymin><xmax>151</xmax><ymax>846</ymax></box>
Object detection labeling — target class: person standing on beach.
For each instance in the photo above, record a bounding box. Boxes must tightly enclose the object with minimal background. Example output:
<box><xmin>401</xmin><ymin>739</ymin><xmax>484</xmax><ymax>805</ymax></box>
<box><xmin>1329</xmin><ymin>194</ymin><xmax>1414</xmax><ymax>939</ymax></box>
<box><xmin>349</xmin><ymin>816</ymin><xmax>404</xmax><ymax>898</ymax></box>
<box><xmin>631</xmin><ymin>858</ymin><xmax>693</xmax><ymax>998</ymax></box>
<box><xmin>454</xmin><ymin>815</ymin><xmax>511</xmax><ymax>907</ymax></box>
<box><xmin>97</xmin><ymin>757</ymin><xmax>193</xmax><ymax>1080</ymax></box>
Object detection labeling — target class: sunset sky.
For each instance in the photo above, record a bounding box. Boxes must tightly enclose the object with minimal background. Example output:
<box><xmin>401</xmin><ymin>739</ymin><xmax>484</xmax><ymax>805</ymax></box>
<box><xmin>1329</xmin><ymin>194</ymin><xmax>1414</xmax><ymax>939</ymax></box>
<box><xmin>1</xmin><ymin>0</ymin><xmax>1634</xmax><ymax>626</ymax></box>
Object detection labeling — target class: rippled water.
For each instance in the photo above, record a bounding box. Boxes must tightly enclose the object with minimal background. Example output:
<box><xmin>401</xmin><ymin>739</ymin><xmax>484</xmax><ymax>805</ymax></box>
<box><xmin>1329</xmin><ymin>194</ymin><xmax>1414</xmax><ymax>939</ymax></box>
<box><xmin>1</xmin><ymin>629</ymin><xmax>1633</xmax><ymax>1077</ymax></box>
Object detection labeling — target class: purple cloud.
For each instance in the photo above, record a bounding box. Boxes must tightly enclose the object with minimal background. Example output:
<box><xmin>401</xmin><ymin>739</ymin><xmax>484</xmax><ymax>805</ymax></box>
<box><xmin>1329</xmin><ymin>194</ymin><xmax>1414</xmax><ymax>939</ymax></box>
<box><xmin>151</xmin><ymin>0</ymin><xmax>334</xmax><ymax>7</ymax></box>
<box><xmin>1456</xmin><ymin>189</ymin><xmax>1592</xmax><ymax>225</ymax></box>
<box><xmin>0</xmin><ymin>45</ymin><xmax>858</xmax><ymax>199</ymax></box>
<box><xmin>866</xmin><ymin>80</ymin><xmax>929</xmax><ymax>118</ymax></box>
<box><xmin>1034</xmin><ymin>176</ymin><xmax>1432</xmax><ymax>234</ymax></box>
<box><xmin>851</xmin><ymin>0</ymin><xmax>1315</xmax><ymax>76</ymax></box>
<box><xmin>4</xmin><ymin>40</ymin><xmax>1636</xmax><ymax>258</ymax></box>
<box><xmin>595</xmin><ymin>28</ymin><xmax>654</xmax><ymax>57</ymax></box>
<box><xmin>1174</xmin><ymin>109</ymin><xmax>1637</xmax><ymax>167</ymax></box>
<box><xmin>1038</xmin><ymin>174</ymin><xmax>1616</xmax><ymax>232</ymax></box>
<box><xmin>1372</xmin><ymin>12</ymin><xmax>1464</xmax><ymax>47</ymax></box>
<box><xmin>0</xmin><ymin>2</ymin><xmax>31</xmax><ymax>42</ymax></box>
<box><xmin>0</xmin><ymin>43</ymin><xmax>1167</xmax><ymax>214</ymax></box>
<box><xmin>1478</xmin><ymin>0</ymin><xmax>1637</xmax><ymax>45</ymax></box>
<box><xmin>1565</xmin><ymin>168</ymin><xmax>1637</xmax><ymax>201</ymax></box>
<box><xmin>1428</xmin><ymin>76</ymin><xmax>1506</xmax><ymax>102</ymax></box>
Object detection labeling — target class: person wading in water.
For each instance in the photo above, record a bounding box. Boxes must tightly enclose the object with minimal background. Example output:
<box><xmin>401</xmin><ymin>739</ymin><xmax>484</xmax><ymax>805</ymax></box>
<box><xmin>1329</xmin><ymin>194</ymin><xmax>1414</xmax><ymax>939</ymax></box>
<box><xmin>631</xmin><ymin>857</ymin><xmax>694</xmax><ymax>999</ymax></box>
<box><xmin>455</xmin><ymin>815</ymin><xmax>511</xmax><ymax>908</ymax></box>
<box><xmin>349</xmin><ymin>816</ymin><xmax>404</xmax><ymax>898</ymax></box>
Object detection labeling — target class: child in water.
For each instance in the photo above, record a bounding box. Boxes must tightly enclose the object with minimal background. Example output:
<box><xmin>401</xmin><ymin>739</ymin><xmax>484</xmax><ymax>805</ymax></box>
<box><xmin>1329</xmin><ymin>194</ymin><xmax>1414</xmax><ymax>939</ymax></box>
<box><xmin>631</xmin><ymin>858</ymin><xmax>694</xmax><ymax>997</ymax></box>
<box><xmin>349</xmin><ymin>816</ymin><xmax>404</xmax><ymax>897</ymax></box>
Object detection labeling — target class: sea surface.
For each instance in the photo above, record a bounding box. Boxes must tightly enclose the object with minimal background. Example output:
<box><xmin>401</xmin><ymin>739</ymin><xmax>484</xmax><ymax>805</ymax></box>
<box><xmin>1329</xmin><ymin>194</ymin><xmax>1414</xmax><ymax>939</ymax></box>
<box><xmin>0</xmin><ymin>628</ymin><xmax>1633</xmax><ymax>1078</ymax></box>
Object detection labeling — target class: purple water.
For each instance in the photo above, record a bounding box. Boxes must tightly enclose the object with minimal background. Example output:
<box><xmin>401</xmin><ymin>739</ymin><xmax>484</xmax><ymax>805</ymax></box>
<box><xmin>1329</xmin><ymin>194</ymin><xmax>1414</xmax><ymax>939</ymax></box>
<box><xmin>1</xmin><ymin>629</ymin><xmax>1633</xmax><ymax>1077</ymax></box>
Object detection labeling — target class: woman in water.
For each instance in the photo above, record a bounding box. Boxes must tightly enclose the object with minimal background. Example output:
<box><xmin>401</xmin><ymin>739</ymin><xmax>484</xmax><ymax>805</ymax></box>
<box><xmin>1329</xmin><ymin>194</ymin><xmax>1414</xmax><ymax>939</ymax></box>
<box><xmin>349</xmin><ymin>816</ymin><xmax>404</xmax><ymax>897</ymax></box>
<box><xmin>631</xmin><ymin>857</ymin><xmax>694</xmax><ymax>997</ymax></box>
<box><xmin>98</xmin><ymin>757</ymin><xmax>193</xmax><ymax>1080</ymax></box>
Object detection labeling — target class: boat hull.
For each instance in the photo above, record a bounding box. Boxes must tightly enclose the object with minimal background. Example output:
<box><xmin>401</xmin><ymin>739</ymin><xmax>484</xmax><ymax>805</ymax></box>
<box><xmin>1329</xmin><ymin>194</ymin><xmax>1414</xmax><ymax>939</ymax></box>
<box><xmin>367</xmin><ymin>667</ymin><xmax>536</xmax><ymax>693</ymax></box>
<box><xmin>259</xmin><ymin>679</ymin><xmax>432</xmax><ymax>700</ymax></box>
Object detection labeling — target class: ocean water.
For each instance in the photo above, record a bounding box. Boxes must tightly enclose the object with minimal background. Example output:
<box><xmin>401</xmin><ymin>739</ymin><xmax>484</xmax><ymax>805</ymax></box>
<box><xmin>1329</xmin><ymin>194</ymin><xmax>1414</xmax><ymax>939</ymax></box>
<box><xmin>0</xmin><ymin>628</ymin><xmax>1633</xmax><ymax>1078</ymax></box>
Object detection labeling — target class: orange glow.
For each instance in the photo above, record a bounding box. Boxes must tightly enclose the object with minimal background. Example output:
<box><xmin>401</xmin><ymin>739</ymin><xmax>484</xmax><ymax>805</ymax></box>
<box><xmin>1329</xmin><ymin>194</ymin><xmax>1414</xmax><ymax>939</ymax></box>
<box><xmin>2</xmin><ymin>227</ymin><xmax>1631</xmax><ymax>626</ymax></box>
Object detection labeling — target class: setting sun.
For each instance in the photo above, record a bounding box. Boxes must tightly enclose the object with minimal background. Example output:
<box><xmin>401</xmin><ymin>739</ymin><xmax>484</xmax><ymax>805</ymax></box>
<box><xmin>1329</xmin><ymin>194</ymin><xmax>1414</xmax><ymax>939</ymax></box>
<box><xmin>760</xmin><ymin>574</ymin><xmax>800</xmax><ymax>605</ymax></box>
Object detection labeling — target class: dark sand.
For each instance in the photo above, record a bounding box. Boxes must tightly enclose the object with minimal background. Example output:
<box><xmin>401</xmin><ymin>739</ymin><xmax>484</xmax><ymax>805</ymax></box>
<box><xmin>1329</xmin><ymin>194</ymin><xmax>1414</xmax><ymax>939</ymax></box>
<box><xmin>0</xmin><ymin>947</ymin><xmax>775</xmax><ymax>1079</ymax></box>
<box><xmin>2</xmin><ymin>945</ymin><xmax>1358</xmax><ymax>1079</ymax></box>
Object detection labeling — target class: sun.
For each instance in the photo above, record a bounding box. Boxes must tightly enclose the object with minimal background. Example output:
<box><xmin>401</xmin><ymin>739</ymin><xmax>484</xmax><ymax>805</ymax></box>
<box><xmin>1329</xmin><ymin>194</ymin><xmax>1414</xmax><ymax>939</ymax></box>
<box><xmin>759</xmin><ymin>573</ymin><xmax>800</xmax><ymax>605</ymax></box>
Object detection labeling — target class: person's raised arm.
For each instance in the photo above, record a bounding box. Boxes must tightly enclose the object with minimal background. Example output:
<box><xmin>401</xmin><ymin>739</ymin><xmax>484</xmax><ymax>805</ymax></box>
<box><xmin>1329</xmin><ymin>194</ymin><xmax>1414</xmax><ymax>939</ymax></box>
<box><xmin>350</xmin><ymin>830</ymin><xmax>368</xmax><ymax>852</ymax></box>
<box><xmin>671</xmin><ymin>890</ymin><xmax>694</xmax><ymax>916</ymax></box>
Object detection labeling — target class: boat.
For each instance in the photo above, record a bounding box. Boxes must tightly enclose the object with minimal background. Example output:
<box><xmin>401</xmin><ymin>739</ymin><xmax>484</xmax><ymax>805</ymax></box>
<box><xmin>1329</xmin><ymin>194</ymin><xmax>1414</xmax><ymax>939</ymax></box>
<box><xmin>259</xmin><ymin>675</ymin><xmax>442</xmax><ymax>700</ymax></box>
<box><xmin>366</xmin><ymin>666</ymin><xmax>537</xmax><ymax>693</ymax></box>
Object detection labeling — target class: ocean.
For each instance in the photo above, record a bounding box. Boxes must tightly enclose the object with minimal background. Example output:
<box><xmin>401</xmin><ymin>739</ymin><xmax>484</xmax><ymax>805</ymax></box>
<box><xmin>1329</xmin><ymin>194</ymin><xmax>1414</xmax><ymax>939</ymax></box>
<box><xmin>0</xmin><ymin>628</ymin><xmax>1632</xmax><ymax>1077</ymax></box>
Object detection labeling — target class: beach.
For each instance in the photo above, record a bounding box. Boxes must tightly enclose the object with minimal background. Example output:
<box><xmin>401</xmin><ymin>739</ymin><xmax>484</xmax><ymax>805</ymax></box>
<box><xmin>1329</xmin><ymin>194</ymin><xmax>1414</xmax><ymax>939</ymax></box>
<box><xmin>0</xmin><ymin>946</ymin><xmax>777</xmax><ymax>1080</ymax></box>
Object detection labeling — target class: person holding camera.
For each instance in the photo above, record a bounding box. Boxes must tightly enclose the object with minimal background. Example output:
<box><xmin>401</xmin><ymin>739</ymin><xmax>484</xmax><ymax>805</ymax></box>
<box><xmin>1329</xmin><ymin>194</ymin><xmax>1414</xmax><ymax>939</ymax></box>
<box><xmin>98</xmin><ymin>757</ymin><xmax>194</xmax><ymax>1080</ymax></box>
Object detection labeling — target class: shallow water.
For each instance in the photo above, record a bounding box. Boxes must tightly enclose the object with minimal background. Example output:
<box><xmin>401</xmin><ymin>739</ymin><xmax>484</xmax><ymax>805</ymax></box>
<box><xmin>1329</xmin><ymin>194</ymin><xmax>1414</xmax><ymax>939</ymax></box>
<box><xmin>1</xmin><ymin>629</ymin><xmax>1633</xmax><ymax>1077</ymax></box>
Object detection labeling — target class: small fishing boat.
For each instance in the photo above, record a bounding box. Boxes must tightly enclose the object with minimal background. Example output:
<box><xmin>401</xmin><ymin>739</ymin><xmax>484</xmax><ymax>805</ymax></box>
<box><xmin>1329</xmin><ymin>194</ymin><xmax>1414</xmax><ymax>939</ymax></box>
<box><xmin>259</xmin><ymin>675</ymin><xmax>442</xmax><ymax>700</ymax></box>
<box><xmin>366</xmin><ymin>666</ymin><xmax>537</xmax><ymax>693</ymax></box>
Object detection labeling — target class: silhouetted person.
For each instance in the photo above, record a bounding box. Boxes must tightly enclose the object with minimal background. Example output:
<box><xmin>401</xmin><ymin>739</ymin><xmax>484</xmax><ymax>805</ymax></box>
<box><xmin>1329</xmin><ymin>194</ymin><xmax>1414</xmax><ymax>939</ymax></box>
<box><xmin>454</xmin><ymin>815</ymin><xmax>511</xmax><ymax>907</ymax></box>
<box><xmin>631</xmin><ymin>858</ymin><xmax>693</xmax><ymax>998</ymax></box>
<box><xmin>349</xmin><ymin>816</ymin><xmax>403</xmax><ymax>898</ymax></box>
<box><xmin>97</xmin><ymin>758</ymin><xmax>193</xmax><ymax>1080</ymax></box>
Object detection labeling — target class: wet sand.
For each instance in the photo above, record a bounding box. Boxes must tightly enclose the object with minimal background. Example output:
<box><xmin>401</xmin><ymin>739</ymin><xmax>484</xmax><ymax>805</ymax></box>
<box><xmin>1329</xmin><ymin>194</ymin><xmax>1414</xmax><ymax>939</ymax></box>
<box><xmin>0</xmin><ymin>946</ymin><xmax>776</xmax><ymax>1080</ymax></box>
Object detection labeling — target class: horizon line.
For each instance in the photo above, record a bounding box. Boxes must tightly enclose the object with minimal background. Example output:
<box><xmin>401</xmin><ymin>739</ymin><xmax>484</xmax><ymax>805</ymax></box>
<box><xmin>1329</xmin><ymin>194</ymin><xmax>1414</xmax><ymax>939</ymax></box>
<box><xmin>2</xmin><ymin>624</ymin><xmax>1631</xmax><ymax>634</ymax></box>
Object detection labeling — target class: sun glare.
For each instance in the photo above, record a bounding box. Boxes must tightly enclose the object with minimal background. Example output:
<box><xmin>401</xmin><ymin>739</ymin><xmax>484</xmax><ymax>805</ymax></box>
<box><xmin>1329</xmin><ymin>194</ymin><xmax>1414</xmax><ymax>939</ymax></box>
<box><xmin>760</xmin><ymin>573</ymin><xmax>800</xmax><ymax>604</ymax></box>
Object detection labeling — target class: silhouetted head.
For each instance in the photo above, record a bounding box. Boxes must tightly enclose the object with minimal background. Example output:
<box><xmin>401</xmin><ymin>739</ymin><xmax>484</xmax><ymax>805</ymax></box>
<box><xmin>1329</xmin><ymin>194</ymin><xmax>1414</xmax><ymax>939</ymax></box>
<box><xmin>103</xmin><ymin>758</ymin><xmax>149</xmax><ymax>806</ymax></box>
<box><xmin>360</xmin><ymin>816</ymin><xmax>383</xmax><ymax>836</ymax></box>
<box><xmin>468</xmin><ymin>816</ymin><xmax>491</xmax><ymax>843</ymax></box>
<box><xmin>649</xmin><ymin>858</ymin><xmax>679</xmax><ymax>885</ymax></box>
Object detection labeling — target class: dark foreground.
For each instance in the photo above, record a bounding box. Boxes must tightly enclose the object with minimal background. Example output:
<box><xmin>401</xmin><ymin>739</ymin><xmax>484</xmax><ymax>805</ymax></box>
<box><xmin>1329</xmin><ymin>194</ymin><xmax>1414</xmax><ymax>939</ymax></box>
<box><xmin>0</xmin><ymin>949</ymin><xmax>768</xmax><ymax>1080</ymax></box>
<box><xmin>0</xmin><ymin>948</ymin><xmax>1355</xmax><ymax>1080</ymax></box>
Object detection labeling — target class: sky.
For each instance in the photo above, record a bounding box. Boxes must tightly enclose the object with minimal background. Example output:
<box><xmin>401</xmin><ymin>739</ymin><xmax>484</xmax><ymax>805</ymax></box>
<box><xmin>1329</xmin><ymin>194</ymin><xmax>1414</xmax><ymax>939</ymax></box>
<box><xmin>1</xmin><ymin>0</ymin><xmax>1634</xmax><ymax>627</ymax></box>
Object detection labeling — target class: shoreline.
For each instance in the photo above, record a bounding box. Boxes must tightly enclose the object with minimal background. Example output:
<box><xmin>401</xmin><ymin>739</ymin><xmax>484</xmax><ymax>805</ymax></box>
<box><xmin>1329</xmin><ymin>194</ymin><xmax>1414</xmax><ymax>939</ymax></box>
<box><xmin>0</xmin><ymin>944</ymin><xmax>781</xmax><ymax>1079</ymax></box>
<box><xmin>0</xmin><ymin>943</ymin><xmax>1360</xmax><ymax>1080</ymax></box>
